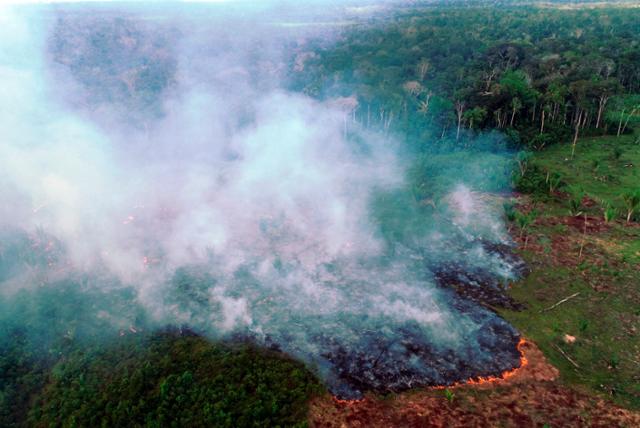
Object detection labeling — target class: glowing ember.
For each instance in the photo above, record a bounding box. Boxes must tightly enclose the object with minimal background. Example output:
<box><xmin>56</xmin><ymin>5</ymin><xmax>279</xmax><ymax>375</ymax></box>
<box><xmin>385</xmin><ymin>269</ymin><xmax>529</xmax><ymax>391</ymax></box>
<box><xmin>333</xmin><ymin>396</ymin><xmax>367</xmax><ymax>406</ymax></box>
<box><xmin>432</xmin><ymin>338</ymin><xmax>529</xmax><ymax>389</ymax></box>
<box><xmin>331</xmin><ymin>338</ymin><xmax>529</xmax><ymax>405</ymax></box>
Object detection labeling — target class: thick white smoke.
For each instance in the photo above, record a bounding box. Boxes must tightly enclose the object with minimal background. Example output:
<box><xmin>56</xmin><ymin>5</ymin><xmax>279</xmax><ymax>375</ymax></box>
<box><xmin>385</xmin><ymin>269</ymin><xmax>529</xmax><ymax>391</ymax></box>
<box><xmin>0</xmin><ymin>4</ymin><xmax>522</xmax><ymax>398</ymax></box>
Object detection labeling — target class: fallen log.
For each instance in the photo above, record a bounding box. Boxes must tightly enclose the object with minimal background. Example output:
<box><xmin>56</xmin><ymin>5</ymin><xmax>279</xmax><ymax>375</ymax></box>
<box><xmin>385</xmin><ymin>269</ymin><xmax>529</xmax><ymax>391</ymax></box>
<box><xmin>540</xmin><ymin>292</ymin><xmax>580</xmax><ymax>313</ymax></box>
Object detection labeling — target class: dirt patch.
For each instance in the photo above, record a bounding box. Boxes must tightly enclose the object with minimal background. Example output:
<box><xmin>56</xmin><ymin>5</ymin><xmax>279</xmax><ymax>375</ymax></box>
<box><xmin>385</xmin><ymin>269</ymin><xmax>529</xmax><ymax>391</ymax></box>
<box><xmin>308</xmin><ymin>340</ymin><xmax>640</xmax><ymax>427</ymax></box>
<box><xmin>514</xmin><ymin>216</ymin><xmax>626</xmax><ymax>271</ymax></box>
<box><xmin>538</xmin><ymin>215</ymin><xmax>611</xmax><ymax>234</ymax></box>
<box><xmin>513</xmin><ymin>231</ymin><xmax>585</xmax><ymax>268</ymax></box>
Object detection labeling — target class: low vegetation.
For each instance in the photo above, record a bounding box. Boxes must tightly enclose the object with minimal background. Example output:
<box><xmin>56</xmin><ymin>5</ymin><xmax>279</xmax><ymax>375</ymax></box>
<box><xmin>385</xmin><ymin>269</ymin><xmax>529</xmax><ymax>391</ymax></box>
<box><xmin>503</xmin><ymin>133</ymin><xmax>640</xmax><ymax>410</ymax></box>
<box><xmin>13</xmin><ymin>331</ymin><xmax>322</xmax><ymax>428</ymax></box>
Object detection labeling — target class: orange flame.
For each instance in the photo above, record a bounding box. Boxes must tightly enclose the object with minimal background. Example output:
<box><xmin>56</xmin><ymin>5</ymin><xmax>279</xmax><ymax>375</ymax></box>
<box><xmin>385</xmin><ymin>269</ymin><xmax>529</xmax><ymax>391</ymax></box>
<box><xmin>432</xmin><ymin>338</ymin><xmax>528</xmax><ymax>389</ymax></box>
<box><xmin>333</xmin><ymin>396</ymin><xmax>367</xmax><ymax>406</ymax></box>
<box><xmin>331</xmin><ymin>338</ymin><xmax>529</xmax><ymax>406</ymax></box>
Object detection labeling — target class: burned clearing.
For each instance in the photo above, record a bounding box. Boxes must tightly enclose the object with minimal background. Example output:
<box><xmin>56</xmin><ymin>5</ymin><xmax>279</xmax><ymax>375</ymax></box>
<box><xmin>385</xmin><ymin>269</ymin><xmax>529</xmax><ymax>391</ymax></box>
<box><xmin>1</xmin><ymin>2</ymin><xmax>640</xmax><ymax>427</ymax></box>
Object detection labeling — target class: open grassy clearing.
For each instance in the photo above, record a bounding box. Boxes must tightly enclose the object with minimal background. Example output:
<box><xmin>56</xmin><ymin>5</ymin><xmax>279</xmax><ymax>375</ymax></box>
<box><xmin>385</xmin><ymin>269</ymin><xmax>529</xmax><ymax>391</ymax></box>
<box><xmin>502</xmin><ymin>134</ymin><xmax>640</xmax><ymax>411</ymax></box>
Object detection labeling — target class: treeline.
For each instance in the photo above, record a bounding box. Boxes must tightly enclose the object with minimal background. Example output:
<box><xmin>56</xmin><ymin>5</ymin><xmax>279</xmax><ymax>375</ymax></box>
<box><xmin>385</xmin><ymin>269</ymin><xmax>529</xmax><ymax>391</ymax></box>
<box><xmin>290</xmin><ymin>5</ymin><xmax>640</xmax><ymax>150</ymax></box>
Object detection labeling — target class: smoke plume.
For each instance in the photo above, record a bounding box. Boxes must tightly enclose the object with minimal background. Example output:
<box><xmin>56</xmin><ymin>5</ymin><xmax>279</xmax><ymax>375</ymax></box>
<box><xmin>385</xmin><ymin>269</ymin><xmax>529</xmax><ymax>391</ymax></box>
<box><xmin>0</xmin><ymin>3</ymin><xmax>523</xmax><ymax>398</ymax></box>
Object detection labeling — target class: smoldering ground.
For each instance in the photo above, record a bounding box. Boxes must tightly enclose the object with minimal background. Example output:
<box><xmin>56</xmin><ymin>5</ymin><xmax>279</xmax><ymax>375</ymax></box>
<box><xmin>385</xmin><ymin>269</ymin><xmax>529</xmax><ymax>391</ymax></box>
<box><xmin>0</xmin><ymin>3</ymin><xmax>523</xmax><ymax>398</ymax></box>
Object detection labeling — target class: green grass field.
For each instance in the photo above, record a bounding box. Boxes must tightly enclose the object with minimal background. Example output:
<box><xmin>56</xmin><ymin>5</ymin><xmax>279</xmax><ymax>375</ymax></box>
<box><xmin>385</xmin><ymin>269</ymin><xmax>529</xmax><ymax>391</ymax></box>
<box><xmin>502</xmin><ymin>133</ymin><xmax>640</xmax><ymax>410</ymax></box>
<box><xmin>530</xmin><ymin>134</ymin><xmax>640</xmax><ymax>211</ymax></box>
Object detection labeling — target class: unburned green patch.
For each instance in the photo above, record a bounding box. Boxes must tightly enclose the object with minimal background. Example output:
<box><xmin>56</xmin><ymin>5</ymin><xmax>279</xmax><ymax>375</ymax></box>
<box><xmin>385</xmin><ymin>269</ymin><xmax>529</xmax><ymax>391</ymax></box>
<box><xmin>27</xmin><ymin>331</ymin><xmax>323</xmax><ymax>428</ymax></box>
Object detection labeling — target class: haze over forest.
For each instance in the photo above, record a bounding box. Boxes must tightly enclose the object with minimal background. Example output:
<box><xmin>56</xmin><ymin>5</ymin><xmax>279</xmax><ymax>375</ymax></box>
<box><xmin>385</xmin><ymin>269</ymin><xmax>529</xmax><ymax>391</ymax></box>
<box><xmin>1</xmin><ymin>1</ymin><xmax>639</xmax><ymax>426</ymax></box>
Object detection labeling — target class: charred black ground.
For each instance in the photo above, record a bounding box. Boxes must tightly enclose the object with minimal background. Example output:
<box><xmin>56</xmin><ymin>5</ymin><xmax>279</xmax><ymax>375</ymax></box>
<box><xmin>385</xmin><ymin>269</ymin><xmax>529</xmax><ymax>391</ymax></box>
<box><xmin>310</xmin><ymin>249</ymin><xmax>526</xmax><ymax>399</ymax></box>
<box><xmin>233</xmin><ymin>240</ymin><xmax>528</xmax><ymax>400</ymax></box>
<box><xmin>306</xmin><ymin>297</ymin><xmax>523</xmax><ymax>399</ymax></box>
<box><xmin>431</xmin><ymin>240</ymin><xmax>528</xmax><ymax>311</ymax></box>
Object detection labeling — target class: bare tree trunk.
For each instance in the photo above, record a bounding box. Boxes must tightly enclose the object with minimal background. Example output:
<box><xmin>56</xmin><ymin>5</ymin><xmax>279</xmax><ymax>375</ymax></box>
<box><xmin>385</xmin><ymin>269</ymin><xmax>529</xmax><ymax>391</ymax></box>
<box><xmin>571</xmin><ymin>110</ymin><xmax>582</xmax><ymax>159</ymax></box>
<box><xmin>540</xmin><ymin>109</ymin><xmax>545</xmax><ymax>134</ymax></box>
<box><xmin>455</xmin><ymin>101</ymin><xmax>466</xmax><ymax>141</ymax></box>
<box><xmin>418</xmin><ymin>93</ymin><xmax>432</xmax><ymax>118</ymax></box>
<box><xmin>483</xmin><ymin>68</ymin><xmax>496</xmax><ymax>92</ymax></box>
<box><xmin>596</xmin><ymin>95</ymin><xmax>608</xmax><ymax>129</ymax></box>
<box><xmin>622</xmin><ymin>107</ymin><xmax>638</xmax><ymax>135</ymax></box>
<box><xmin>585</xmin><ymin>111</ymin><xmax>590</xmax><ymax>128</ymax></box>
<box><xmin>384</xmin><ymin>112</ymin><xmax>394</xmax><ymax>132</ymax></box>
<box><xmin>418</xmin><ymin>59</ymin><xmax>430</xmax><ymax>81</ymax></box>
<box><xmin>617</xmin><ymin>108</ymin><xmax>625</xmax><ymax>136</ymax></box>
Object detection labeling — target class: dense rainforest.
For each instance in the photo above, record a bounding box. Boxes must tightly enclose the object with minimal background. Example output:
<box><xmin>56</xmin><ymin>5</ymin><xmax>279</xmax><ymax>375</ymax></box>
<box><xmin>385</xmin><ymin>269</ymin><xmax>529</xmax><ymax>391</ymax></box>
<box><xmin>290</xmin><ymin>4</ymin><xmax>640</xmax><ymax>150</ymax></box>
<box><xmin>1</xmin><ymin>2</ymin><xmax>640</xmax><ymax>427</ymax></box>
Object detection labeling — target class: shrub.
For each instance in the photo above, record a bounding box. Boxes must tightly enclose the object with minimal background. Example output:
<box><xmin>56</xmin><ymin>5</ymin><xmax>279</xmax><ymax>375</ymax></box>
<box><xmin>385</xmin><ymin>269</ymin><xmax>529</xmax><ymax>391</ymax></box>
<box><xmin>515</xmin><ymin>209</ymin><xmax>537</xmax><ymax>238</ymax></box>
<box><xmin>546</xmin><ymin>171</ymin><xmax>563</xmax><ymax>193</ymax></box>
<box><xmin>568</xmin><ymin>186</ymin><xmax>585</xmax><ymax>216</ymax></box>
<box><xmin>444</xmin><ymin>389</ymin><xmax>455</xmax><ymax>403</ymax></box>
<box><xmin>622</xmin><ymin>190</ymin><xmax>640</xmax><ymax>223</ymax></box>
<box><xmin>602</xmin><ymin>201</ymin><xmax>617</xmax><ymax>223</ymax></box>
<box><xmin>513</xmin><ymin>165</ymin><xmax>548</xmax><ymax>196</ymax></box>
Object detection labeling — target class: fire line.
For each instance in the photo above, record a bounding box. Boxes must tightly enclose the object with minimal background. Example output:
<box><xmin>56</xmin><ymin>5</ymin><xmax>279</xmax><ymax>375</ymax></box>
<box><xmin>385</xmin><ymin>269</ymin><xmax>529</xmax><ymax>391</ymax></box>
<box><xmin>332</xmin><ymin>338</ymin><xmax>529</xmax><ymax>406</ymax></box>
